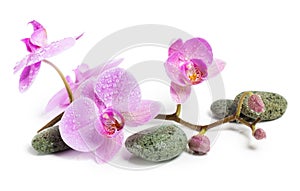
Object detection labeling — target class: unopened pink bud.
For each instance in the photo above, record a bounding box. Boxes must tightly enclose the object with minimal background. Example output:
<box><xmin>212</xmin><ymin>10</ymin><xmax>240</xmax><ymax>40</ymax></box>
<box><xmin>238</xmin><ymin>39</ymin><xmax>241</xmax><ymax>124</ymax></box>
<box><xmin>248</xmin><ymin>94</ymin><xmax>265</xmax><ymax>113</ymax></box>
<box><xmin>253</xmin><ymin>128</ymin><xmax>266</xmax><ymax>140</ymax></box>
<box><xmin>188</xmin><ymin>134</ymin><xmax>210</xmax><ymax>154</ymax></box>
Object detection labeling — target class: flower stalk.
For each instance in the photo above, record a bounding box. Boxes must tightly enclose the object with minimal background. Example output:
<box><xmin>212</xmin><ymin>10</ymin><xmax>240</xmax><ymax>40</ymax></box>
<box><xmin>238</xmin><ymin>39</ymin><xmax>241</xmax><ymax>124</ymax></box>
<box><xmin>37</xmin><ymin>59</ymin><xmax>74</xmax><ymax>133</ymax></box>
<box><xmin>155</xmin><ymin>91</ymin><xmax>262</xmax><ymax>133</ymax></box>
<box><xmin>43</xmin><ymin>59</ymin><xmax>74</xmax><ymax>103</ymax></box>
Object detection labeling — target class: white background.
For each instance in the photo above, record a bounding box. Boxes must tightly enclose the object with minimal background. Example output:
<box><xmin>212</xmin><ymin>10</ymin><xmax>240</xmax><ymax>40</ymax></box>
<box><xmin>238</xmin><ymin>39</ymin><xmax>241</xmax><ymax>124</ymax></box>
<box><xmin>0</xmin><ymin>0</ymin><xmax>299</xmax><ymax>190</ymax></box>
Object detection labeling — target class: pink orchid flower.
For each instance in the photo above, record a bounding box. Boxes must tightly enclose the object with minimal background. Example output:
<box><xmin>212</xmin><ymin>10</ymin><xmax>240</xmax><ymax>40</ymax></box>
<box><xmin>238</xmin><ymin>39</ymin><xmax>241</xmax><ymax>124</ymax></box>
<box><xmin>14</xmin><ymin>20</ymin><xmax>82</xmax><ymax>92</ymax></box>
<box><xmin>59</xmin><ymin>67</ymin><xmax>161</xmax><ymax>162</ymax></box>
<box><xmin>45</xmin><ymin>59</ymin><xmax>122</xmax><ymax>112</ymax></box>
<box><xmin>165</xmin><ymin>38</ymin><xmax>226</xmax><ymax>103</ymax></box>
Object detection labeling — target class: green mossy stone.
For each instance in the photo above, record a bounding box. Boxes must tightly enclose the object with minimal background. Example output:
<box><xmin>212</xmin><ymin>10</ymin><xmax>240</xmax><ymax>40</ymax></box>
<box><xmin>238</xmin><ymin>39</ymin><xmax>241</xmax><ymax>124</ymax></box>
<box><xmin>125</xmin><ymin>125</ymin><xmax>187</xmax><ymax>162</ymax></box>
<box><xmin>32</xmin><ymin>126</ymin><xmax>70</xmax><ymax>154</ymax></box>
<box><xmin>234</xmin><ymin>91</ymin><xmax>288</xmax><ymax>121</ymax></box>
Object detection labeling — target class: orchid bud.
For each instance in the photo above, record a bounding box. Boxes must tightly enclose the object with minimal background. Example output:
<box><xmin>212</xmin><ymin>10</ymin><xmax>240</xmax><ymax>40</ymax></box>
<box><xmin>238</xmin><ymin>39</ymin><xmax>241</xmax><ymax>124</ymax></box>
<box><xmin>188</xmin><ymin>134</ymin><xmax>210</xmax><ymax>154</ymax></box>
<box><xmin>248</xmin><ymin>94</ymin><xmax>265</xmax><ymax>113</ymax></box>
<box><xmin>253</xmin><ymin>128</ymin><xmax>266</xmax><ymax>140</ymax></box>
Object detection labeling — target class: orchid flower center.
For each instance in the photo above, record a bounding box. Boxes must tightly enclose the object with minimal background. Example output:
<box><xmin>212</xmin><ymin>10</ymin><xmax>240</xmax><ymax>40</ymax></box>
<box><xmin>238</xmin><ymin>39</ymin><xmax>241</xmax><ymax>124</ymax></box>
<box><xmin>184</xmin><ymin>61</ymin><xmax>205</xmax><ymax>85</ymax></box>
<box><xmin>99</xmin><ymin>108</ymin><xmax>125</xmax><ymax>137</ymax></box>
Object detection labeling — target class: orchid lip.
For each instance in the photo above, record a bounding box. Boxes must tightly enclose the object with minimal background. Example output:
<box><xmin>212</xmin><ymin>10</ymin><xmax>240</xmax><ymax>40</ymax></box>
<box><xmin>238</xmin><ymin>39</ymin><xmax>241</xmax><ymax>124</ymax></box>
<box><xmin>99</xmin><ymin>107</ymin><xmax>125</xmax><ymax>137</ymax></box>
<box><xmin>181</xmin><ymin>60</ymin><xmax>207</xmax><ymax>85</ymax></box>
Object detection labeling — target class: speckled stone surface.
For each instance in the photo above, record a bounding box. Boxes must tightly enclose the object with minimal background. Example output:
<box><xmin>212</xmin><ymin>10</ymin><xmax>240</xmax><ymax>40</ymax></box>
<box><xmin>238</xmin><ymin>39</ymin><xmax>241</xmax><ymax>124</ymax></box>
<box><xmin>210</xmin><ymin>99</ymin><xmax>259</xmax><ymax>122</ymax></box>
<box><xmin>234</xmin><ymin>91</ymin><xmax>287</xmax><ymax>121</ymax></box>
<box><xmin>210</xmin><ymin>99</ymin><xmax>236</xmax><ymax>118</ymax></box>
<box><xmin>125</xmin><ymin>125</ymin><xmax>187</xmax><ymax>162</ymax></box>
<box><xmin>32</xmin><ymin>126</ymin><xmax>70</xmax><ymax>154</ymax></box>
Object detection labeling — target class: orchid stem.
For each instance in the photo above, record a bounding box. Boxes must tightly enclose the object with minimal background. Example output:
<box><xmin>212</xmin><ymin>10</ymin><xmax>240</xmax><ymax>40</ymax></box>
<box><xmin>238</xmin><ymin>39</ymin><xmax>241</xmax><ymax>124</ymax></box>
<box><xmin>155</xmin><ymin>92</ymin><xmax>260</xmax><ymax>133</ymax></box>
<box><xmin>37</xmin><ymin>59</ymin><xmax>73</xmax><ymax>133</ymax></box>
<box><xmin>235</xmin><ymin>91</ymin><xmax>253</xmax><ymax>117</ymax></box>
<box><xmin>175</xmin><ymin>104</ymin><xmax>181</xmax><ymax>117</ymax></box>
<box><xmin>37</xmin><ymin>112</ymin><xmax>64</xmax><ymax>133</ymax></box>
<box><xmin>43</xmin><ymin>59</ymin><xmax>74</xmax><ymax>103</ymax></box>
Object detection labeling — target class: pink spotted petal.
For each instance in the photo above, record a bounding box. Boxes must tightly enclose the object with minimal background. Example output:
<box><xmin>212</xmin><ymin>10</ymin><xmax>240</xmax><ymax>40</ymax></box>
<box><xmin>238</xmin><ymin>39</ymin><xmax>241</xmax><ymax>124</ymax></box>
<box><xmin>39</xmin><ymin>37</ymin><xmax>76</xmax><ymax>58</ymax></box>
<box><xmin>94</xmin><ymin>132</ymin><xmax>123</xmax><ymax>163</ymax></box>
<box><xmin>73</xmin><ymin>78</ymin><xmax>105</xmax><ymax>110</ymax></box>
<box><xmin>14</xmin><ymin>55</ymin><xmax>30</xmax><ymax>73</ymax></box>
<box><xmin>168</xmin><ymin>39</ymin><xmax>183</xmax><ymax>56</ymax></box>
<box><xmin>19</xmin><ymin>62</ymin><xmax>41</xmax><ymax>92</ymax></box>
<box><xmin>207</xmin><ymin>59</ymin><xmax>226</xmax><ymax>79</ymax></box>
<box><xmin>181</xmin><ymin>38</ymin><xmax>213</xmax><ymax>66</ymax></box>
<box><xmin>124</xmin><ymin>100</ymin><xmax>161</xmax><ymax>126</ymax></box>
<box><xmin>170</xmin><ymin>82</ymin><xmax>191</xmax><ymax>104</ymax></box>
<box><xmin>21</xmin><ymin>38</ymin><xmax>40</xmax><ymax>52</ymax></box>
<box><xmin>95</xmin><ymin>68</ymin><xmax>141</xmax><ymax>111</ymax></box>
<box><xmin>15</xmin><ymin>37</ymin><xmax>77</xmax><ymax>73</ymax></box>
<box><xmin>164</xmin><ymin>52</ymin><xmax>188</xmax><ymax>86</ymax></box>
<box><xmin>74</xmin><ymin>78</ymin><xmax>96</xmax><ymax>99</ymax></box>
<box><xmin>59</xmin><ymin>98</ymin><xmax>104</xmax><ymax>152</ymax></box>
<box><xmin>28</xmin><ymin>20</ymin><xmax>48</xmax><ymax>47</ymax></box>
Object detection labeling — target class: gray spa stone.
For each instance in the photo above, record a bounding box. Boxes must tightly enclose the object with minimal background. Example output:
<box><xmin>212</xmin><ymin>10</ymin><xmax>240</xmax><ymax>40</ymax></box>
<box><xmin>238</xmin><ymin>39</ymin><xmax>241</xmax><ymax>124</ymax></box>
<box><xmin>125</xmin><ymin>125</ymin><xmax>187</xmax><ymax>162</ymax></box>
<box><xmin>32</xmin><ymin>126</ymin><xmax>70</xmax><ymax>154</ymax></box>
<box><xmin>210</xmin><ymin>99</ymin><xmax>236</xmax><ymax>118</ymax></box>
<box><xmin>234</xmin><ymin>91</ymin><xmax>287</xmax><ymax>121</ymax></box>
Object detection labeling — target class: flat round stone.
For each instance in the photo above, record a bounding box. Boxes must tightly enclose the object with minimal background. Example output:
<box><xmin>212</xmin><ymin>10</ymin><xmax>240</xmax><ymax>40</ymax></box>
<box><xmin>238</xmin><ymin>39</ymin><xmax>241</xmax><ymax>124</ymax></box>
<box><xmin>125</xmin><ymin>125</ymin><xmax>187</xmax><ymax>162</ymax></box>
<box><xmin>32</xmin><ymin>126</ymin><xmax>70</xmax><ymax>154</ymax></box>
<box><xmin>234</xmin><ymin>91</ymin><xmax>287</xmax><ymax>121</ymax></box>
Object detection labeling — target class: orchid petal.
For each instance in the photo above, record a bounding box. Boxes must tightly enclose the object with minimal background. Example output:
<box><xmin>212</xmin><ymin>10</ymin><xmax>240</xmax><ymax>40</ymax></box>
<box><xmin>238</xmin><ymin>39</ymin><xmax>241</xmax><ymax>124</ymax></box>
<box><xmin>30</xmin><ymin>28</ymin><xmax>47</xmax><ymax>47</ymax></box>
<box><xmin>45</xmin><ymin>88</ymin><xmax>70</xmax><ymax>112</ymax></box>
<box><xmin>19</xmin><ymin>62</ymin><xmax>41</xmax><ymax>92</ymax></box>
<box><xmin>94</xmin><ymin>68</ymin><xmax>141</xmax><ymax>111</ymax></box>
<box><xmin>15</xmin><ymin>37</ymin><xmax>76</xmax><ymax>73</ymax></box>
<box><xmin>45</xmin><ymin>76</ymin><xmax>75</xmax><ymax>112</ymax></box>
<box><xmin>40</xmin><ymin>37</ymin><xmax>76</xmax><ymax>58</ymax></box>
<box><xmin>21</xmin><ymin>38</ymin><xmax>40</xmax><ymax>52</ymax></box>
<box><xmin>207</xmin><ymin>59</ymin><xmax>226</xmax><ymax>79</ymax></box>
<box><xmin>73</xmin><ymin>78</ymin><xmax>105</xmax><ymax>110</ymax></box>
<box><xmin>93</xmin><ymin>132</ymin><xmax>123</xmax><ymax>163</ymax></box>
<box><xmin>168</xmin><ymin>39</ymin><xmax>183</xmax><ymax>56</ymax></box>
<box><xmin>98</xmin><ymin>59</ymin><xmax>123</xmax><ymax>74</ymax></box>
<box><xmin>123</xmin><ymin>100</ymin><xmax>161</xmax><ymax>126</ymax></box>
<box><xmin>170</xmin><ymin>82</ymin><xmax>191</xmax><ymax>104</ymax></box>
<box><xmin>181</xmin><ymin>38</ymin><xmax>213</xmax><ymax>65</ymax></box>
<box><xmin>164</xmin><ymin>52</ymin><xmax>188</xmax><ymax>86</ymax></box>
<box><xmin>59</xmin><ymin>98</ymin><xmax>104</xmax><ymax>152</ymax></box>
<box><xmin>74</xmin><ymin>78</ymin><xmax>96</xmax><ymax>100</ymax></box>
<box><xmin>14</xmin><ymin>55</ymin><xmax>29</xmax><ymax>73</ymax></box>
<box><xmin>74</xmin><ymin>64</ymin><xmax>90</xmax><ymax>83</ymax></box>
<box><xmin>75</xmin><ymin>59</ymin><xmax>123</xmax><ymax>83</ymax></box>
<box><xmin>28</xmin><ymin>20</ymin><xmax>47</xmax><ymax>47</ymax></box>
<box><xmin>28</xmin><ymin>20</ymin><xmax>44</xmax><ymax>31</ymax></box>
